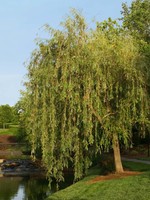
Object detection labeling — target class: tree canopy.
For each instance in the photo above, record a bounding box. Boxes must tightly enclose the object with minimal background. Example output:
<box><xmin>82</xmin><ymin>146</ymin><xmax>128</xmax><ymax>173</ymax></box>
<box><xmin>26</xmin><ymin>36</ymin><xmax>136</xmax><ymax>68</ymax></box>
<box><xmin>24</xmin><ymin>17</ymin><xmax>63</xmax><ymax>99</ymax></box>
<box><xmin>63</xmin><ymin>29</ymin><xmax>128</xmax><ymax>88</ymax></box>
<box><xmin>121</xmin><ymin>0</ymin><xmax>150</xmax><ymax>86</ymax></box>
<box><xmin>121</xmin><ymin>0</ymin><xmax>150</xmax><ymax>132</ymax></box>
<box><xmin>0</xmin><ymin>104</ymin><xmax>13</xmax><ymax>128</ymax></box>
<box><xmin>121</xmin><ymin>0</ymin><xmax>150</xmax><ymax>43</ymax></box>
<box><xmin>23</xmin><ymin>11</ymin><xmax>149</xmax><ymax>182</ymax></box>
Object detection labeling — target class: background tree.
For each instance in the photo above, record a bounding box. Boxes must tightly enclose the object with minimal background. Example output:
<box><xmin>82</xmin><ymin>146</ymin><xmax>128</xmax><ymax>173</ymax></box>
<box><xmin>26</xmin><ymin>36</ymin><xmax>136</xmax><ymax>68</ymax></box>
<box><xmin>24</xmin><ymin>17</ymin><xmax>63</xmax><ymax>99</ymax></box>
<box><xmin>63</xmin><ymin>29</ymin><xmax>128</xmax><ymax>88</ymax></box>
<box><xmin>11</xmin><ymin>103</ymin><xmax>20</xmax><ymax>124</ymax></box>
<box><xmin>121</xmin><ymin>0</ymin><xmax>150</xmax><ymax>86</ymax></box>
<box><xmin>121</xmin><ymin>0</ymin><xmax>150</xmax><ymax>43</ymax></box>
<box><xmin>0</xmin><ymin>104</ymin><xmax>13</xmax><ymax>129</ymax></box>
<box><xmin>23</xmin><ymin>11</ymin><xmax>148</xmax><ymax>183</ymax></box>
<box><xmin>121</xmin><ymin>0</ymin><xmax>150</xmax><ymax>153</ymax></box>
<box><xmin>11</xmin><ymin>100</ymin><xmax>28</xmax><ymax>141</ymax></box>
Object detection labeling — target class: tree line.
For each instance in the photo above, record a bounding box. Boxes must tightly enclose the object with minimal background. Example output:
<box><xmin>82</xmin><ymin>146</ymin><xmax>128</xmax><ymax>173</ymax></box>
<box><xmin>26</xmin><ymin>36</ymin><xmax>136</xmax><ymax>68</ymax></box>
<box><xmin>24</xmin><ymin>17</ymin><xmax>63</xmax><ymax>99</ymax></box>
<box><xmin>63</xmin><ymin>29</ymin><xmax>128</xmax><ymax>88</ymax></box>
<box><xmin>0</xmin><ymin>104</ymin><xmax>19</xmax><ymax>129</ymax></box>
<box><xmin>20</xmin><ymin>0</ymin><xmax>150</xmax><ymax>183</ymax></box>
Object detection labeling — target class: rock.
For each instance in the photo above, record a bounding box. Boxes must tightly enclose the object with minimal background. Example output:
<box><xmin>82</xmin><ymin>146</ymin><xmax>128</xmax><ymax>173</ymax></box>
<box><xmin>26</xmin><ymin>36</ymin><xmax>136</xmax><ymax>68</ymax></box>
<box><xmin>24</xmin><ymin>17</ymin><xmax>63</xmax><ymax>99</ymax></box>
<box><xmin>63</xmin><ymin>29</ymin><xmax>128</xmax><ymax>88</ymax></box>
<box><xmin>0</xmin><ymin>159</ymin><xmax>5</xmax><ymax>163</ymax></box>
<box><xmin>0</xmin><ymin>159</ymin><xmax>45</xmax><ymax>176</ymax></box>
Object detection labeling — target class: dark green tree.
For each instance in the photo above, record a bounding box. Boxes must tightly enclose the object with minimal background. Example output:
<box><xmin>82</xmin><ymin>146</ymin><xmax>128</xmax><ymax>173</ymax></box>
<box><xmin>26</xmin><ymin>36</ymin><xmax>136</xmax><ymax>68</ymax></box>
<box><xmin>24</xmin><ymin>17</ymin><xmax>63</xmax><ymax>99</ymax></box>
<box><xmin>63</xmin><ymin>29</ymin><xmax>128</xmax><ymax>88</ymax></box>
<box><xmin>121</xmin><ymin>0</ymin><xmax>150</xmax><ymax>42</ymax></box>
<box><xmin>121</xmin><ymin>0</ymin><xmax>150</xmax><ymax>86</ymax></box>
<box><xmin>11</xmin><ymin>103</ymin><xmax>20</xmax><ymax>124</ymax></box>
<box><xmin>121</xmin><ymin>0</ymin><xmax>150</xmax><ymax>152</ymax></box>
<box><xmin>0</xmin><ymin>104</ymin><xmax>13</xmax><ymax>129</ymax></box>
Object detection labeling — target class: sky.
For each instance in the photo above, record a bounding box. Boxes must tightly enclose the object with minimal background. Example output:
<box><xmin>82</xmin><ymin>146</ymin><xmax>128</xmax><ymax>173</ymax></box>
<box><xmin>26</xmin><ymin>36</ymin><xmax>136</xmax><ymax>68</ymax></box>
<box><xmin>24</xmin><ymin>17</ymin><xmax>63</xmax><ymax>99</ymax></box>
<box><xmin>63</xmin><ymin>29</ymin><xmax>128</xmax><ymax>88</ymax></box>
<box><xmin>0</xmin><ymin>0</ymin><xmax>132</xmax><ymax>106</ymax></box>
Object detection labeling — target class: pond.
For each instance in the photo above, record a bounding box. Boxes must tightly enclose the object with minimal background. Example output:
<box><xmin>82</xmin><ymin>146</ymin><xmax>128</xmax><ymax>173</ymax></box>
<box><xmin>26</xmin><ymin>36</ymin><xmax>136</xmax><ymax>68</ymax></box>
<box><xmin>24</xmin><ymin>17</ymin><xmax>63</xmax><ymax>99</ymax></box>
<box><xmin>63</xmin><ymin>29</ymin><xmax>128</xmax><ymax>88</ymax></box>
<box><xmin>0</xmin><ymin>141</ymin><xmax>73</xmax><ymax>199</ymax></box>
<box><xmin>0</xmin><ymin>176</ymin><xmax>51</xmax><ymax>200</ymax></box>
<box><xmin>0</xmin><ymin>175</ymin><xmax>73</xmax><ymax>200</ymax></box>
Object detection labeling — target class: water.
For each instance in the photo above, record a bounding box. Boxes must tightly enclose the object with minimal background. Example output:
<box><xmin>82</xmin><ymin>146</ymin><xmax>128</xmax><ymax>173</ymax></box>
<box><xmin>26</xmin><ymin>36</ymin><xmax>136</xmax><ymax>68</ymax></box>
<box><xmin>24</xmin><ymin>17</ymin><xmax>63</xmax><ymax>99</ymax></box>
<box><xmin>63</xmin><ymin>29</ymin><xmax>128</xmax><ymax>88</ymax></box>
<box><xmin>0</xmin><ymin>174</ymin><xmax>73</xmax><ymax>200</ymax></box>
<box><xmin>0</xmin><ymin>176</ymin><xmax>51</xmax><ymax>200</ymax></box>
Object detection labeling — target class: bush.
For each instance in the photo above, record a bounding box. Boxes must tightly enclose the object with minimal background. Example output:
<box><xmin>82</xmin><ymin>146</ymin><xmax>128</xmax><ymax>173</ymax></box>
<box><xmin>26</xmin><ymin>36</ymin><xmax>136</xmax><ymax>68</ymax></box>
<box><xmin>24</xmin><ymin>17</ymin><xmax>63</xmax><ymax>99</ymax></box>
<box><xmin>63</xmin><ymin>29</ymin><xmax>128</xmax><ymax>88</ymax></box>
<box><xmin>99</xmin><ymin>153</ymin><xmax>115</xmax><ymax>174</ymax></box>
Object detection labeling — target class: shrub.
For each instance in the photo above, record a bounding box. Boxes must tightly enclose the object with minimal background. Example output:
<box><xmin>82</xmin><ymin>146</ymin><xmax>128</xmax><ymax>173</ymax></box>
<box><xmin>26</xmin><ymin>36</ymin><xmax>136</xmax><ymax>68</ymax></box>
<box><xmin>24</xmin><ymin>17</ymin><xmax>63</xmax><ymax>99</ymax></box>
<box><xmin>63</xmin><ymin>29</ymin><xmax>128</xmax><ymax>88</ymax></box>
<box><xmin>99</xmin><ymin>153</ymin><xmax>115</xmax><ymax>174</ymax></box>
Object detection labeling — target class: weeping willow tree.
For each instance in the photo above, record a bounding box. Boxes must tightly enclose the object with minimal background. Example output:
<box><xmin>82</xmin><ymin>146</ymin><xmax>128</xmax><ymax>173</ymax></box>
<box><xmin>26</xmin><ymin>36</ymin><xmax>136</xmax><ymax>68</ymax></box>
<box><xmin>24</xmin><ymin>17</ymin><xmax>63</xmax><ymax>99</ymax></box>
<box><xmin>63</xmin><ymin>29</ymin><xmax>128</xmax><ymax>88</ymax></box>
<box><xmin>23</xmin><ymin>11</ymin><xmax>148</xmax><ymax>182</ymax></box>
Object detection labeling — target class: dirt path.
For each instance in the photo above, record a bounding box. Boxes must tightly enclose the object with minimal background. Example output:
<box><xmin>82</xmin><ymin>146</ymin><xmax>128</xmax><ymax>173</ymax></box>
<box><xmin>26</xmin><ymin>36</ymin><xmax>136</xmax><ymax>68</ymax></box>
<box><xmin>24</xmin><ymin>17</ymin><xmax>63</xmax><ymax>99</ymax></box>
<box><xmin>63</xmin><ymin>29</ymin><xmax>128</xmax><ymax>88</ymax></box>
<box><xmin>0</xmin><ymin>135</ymin><xmax>23</xmax><ymax>159</ymax></box>
<box><xmin>0</xmin><ymin>134</ymin><xmax>17</xmax><ymax>144</ymax></box>
<box><xmin>122</xmin><ymin>157</ymin><xmax>150</xmax><ymax>165</ymax></box>
<box><xmin>88</xmin><ymin>171</ymin><xmax>142</xmax><ymax>184</ymax></box>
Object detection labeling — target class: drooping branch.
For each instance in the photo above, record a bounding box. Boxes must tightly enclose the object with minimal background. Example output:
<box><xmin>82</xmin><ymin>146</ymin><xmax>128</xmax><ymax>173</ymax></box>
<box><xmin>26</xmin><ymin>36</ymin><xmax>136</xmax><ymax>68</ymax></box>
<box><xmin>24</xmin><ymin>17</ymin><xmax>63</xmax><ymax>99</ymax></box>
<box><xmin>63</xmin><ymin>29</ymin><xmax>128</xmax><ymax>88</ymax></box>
<box><xmin>88</xmin><ymin>104</ymin><xmax>103</xmax><ymax>124</ymax></box>
<box><xmin>102</xmin><ymin>112</ymin><xmax>116</xmax><ymax>120</ymax></box>
<box><xmin>88</xmin><ymin>103</ymin><xmax>116</xmax><ymax>124</ymax></box>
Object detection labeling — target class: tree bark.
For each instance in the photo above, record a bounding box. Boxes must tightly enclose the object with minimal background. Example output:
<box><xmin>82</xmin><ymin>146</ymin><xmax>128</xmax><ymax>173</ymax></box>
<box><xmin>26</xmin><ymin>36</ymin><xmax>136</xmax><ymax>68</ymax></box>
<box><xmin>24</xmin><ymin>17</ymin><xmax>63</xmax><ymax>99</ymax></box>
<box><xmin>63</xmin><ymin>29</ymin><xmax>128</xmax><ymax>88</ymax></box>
<box><xmin>113</xmin><ymin>134</ymin><xmax>124</xmax><ymax>173</ymax></box>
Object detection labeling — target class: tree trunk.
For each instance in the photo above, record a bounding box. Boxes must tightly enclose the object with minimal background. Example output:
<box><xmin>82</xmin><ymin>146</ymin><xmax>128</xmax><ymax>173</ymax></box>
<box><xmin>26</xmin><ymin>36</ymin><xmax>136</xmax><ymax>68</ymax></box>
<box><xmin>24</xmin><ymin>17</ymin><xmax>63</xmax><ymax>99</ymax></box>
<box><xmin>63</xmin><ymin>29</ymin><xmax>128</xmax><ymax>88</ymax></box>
<box><xmin>113</xmin><ymin>134</ymin><xmax>124</xmax><ymax>173</ymax></box>
<box><xmin>3</xmin><ymin>123</ymin><xmax>5</xmax><ymax>129</ymax></box>
<box><xmin>148</xmin><ymin>132</ymin><xmax>150</xmax><ymax>157</ymax></box>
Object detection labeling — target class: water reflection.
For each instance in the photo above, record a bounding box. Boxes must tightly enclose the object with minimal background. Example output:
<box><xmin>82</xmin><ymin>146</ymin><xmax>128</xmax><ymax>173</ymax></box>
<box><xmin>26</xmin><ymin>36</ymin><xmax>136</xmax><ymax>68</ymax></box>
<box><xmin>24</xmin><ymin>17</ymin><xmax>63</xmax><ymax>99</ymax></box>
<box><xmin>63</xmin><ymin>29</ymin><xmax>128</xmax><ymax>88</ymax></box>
<box><xmin>0</xmin><ymin>173</ymin><xmax>73</xmax><ymax>200</ymax></box>
<box><xmin>0</xmin><ymin>176</ymin><xmax>50</xmax><ymax>200</ymax></box>
<box><xmin>12</xmin><ymin>186</ymin><xmax>24</xmax><ymax>200</ymax></box>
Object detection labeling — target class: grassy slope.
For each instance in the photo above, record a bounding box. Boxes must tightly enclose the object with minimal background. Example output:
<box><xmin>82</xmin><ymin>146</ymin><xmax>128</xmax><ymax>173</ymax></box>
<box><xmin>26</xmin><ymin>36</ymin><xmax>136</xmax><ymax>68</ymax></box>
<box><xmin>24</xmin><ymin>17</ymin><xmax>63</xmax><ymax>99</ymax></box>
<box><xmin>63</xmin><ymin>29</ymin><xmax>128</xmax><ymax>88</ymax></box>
<box><xmin>48</xmin><ymin>162</ymin><xmax>150</xmax><ymax>200</ymax></box>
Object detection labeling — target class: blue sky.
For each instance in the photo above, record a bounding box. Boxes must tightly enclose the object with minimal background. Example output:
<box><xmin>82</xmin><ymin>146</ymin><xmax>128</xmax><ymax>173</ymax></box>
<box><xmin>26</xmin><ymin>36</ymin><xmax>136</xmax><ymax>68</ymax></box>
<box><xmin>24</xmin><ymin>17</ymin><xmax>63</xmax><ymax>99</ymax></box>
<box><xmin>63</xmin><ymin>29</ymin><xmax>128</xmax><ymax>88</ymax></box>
<box><xmin>0</xmin><ymin>0</ymin><xmax>132</xmax><ymax>106</ymax></box>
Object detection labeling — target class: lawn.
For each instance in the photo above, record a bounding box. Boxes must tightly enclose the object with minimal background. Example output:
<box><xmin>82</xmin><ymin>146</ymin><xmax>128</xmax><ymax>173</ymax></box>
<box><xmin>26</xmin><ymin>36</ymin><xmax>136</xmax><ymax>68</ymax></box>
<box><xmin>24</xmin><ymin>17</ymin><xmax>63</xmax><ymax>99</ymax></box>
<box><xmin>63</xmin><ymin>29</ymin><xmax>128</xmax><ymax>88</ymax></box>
<box><xmin>137</xmin><ymin>157</ymin><xmax>150</xmax><ymax>161</ymax></box>
<box><xmin>0</xmin><ymin>124</ymin><xmax>19</xmax><ymax>136</ymax></box>
<box><xmin>47</xmin><ymin>162</ymin><xmax>150</xmax><ymax>200</ymax></box>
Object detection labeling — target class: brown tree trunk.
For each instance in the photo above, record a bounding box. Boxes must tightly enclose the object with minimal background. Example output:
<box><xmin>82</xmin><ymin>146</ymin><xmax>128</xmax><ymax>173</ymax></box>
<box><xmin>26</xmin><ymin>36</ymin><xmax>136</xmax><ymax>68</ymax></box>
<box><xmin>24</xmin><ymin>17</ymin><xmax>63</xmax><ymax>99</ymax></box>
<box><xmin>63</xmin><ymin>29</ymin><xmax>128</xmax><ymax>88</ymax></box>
<box><xmin>113</xmin><ymin>134</ymin><xmax>124</xmax><ymax>173</ymax></box>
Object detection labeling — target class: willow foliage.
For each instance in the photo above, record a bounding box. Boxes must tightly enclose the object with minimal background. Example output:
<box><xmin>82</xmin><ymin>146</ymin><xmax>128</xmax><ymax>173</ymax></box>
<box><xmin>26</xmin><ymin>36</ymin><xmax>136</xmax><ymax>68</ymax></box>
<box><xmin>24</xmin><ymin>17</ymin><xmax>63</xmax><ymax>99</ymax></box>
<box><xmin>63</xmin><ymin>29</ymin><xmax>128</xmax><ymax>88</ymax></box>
<box><xmin>121</xmin><ymin>0</ymin><xmax>150</xmax><ymax>111</ymax></box>
<box><xmin>24</xmin><ymin>11</ymin><xmax>149</xmax><ymax>182</ymax></box>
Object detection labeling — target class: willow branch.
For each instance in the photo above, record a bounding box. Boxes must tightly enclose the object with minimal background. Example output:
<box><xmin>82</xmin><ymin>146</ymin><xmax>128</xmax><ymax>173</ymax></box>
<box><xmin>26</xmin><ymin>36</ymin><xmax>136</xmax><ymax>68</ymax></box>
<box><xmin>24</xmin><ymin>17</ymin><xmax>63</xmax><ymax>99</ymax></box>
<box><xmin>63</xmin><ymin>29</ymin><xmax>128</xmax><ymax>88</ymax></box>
<box><xmin>88</xmin><ymin>104</ymin><xmax>103</xmax><ymax>124</ymax></box>
<box><xmin>88</xmin><ymin>104</ymin><xmax>116</xmax><ymax>124</ymax></box>
<box><xmin>102</xmin><ymin>112</ymin><xmax>116</xmax><ymax>120</ymax></box>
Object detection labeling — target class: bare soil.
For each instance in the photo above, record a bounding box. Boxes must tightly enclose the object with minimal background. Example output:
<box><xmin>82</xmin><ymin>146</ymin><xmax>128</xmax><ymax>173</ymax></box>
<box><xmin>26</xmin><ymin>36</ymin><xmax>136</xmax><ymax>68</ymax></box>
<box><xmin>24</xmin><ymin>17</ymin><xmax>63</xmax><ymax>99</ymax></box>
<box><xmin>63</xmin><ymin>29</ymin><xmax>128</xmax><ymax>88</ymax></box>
<box><xmin>88</xmin><ymin>171</ymin><xmax>142</xmax><ymax>184</ymax></box>
<box><xmin>0</xmin><ymin>134</ymin><xmax>17</xmax><ymax>144</ymax></box>
<box><xmin>0</xmin><ymin>135</ymin><xmax>22</xmax><ymax>159</ymax></box>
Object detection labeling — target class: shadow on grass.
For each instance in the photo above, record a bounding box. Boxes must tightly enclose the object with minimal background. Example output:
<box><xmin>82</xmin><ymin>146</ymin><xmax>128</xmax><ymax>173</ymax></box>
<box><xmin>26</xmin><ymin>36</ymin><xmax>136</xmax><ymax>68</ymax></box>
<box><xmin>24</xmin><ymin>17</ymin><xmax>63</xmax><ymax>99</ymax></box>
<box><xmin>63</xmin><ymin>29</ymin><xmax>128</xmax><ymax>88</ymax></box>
<box><xmin>123</xmin><ymin>161</ymin><xmax>150</xmax><ymax>172</ymax></box>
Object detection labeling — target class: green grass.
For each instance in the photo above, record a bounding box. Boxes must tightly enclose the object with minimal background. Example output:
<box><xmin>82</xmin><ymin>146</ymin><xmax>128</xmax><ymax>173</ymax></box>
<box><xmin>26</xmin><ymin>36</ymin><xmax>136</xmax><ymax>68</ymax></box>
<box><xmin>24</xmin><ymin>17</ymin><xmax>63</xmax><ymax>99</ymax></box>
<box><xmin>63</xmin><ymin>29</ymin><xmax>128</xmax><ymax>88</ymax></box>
<box><xmin>0</xmin><ymin>125</ymin><xmax>19</xmax><ymax>136</ymax></box>
<box><xmin>123</xmin><ymin>161</ymin><xmax>150</xmax><ymax>172</ymax></box>
<box><xmin>47</xmin><ymin>162</ymin><xmax>150</xmax><ymax>200</ymax></box>
<box><xmin>137</xmin><ymin>157</ymin><xmax>150</xmax><ymax>161</ymax></box>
